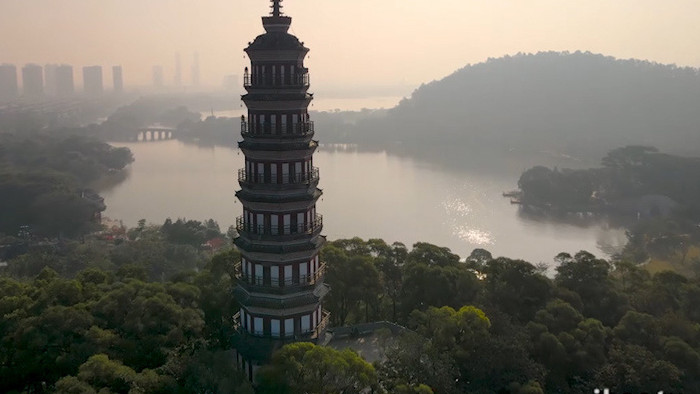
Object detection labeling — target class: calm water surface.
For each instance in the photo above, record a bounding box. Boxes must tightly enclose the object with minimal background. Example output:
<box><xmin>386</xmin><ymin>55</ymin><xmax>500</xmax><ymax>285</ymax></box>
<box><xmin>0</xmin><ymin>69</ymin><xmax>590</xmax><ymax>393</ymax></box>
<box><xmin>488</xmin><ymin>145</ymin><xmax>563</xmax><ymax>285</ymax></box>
<box><xmin>100</xmin><ymin>140</ymin><xmax>626</xmax><ymax>267</ymax></box>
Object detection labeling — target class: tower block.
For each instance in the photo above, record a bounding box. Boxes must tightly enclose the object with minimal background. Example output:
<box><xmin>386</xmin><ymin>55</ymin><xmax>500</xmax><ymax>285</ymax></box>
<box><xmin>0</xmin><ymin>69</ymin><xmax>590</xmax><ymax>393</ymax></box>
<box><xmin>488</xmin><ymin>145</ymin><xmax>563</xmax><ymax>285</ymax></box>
<box><xmin>233</xmin><ymin>0</ymin><xmax>329</xmax><ymax>379</ymax></box>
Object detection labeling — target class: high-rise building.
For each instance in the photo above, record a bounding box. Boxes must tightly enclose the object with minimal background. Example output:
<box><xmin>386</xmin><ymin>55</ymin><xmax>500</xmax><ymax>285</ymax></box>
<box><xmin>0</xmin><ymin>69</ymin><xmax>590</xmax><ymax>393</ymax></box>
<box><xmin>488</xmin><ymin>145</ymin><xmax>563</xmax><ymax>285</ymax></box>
<box><xmin>174</xmin><ymin>53</ymin><xmax>182</xmax><ymax>86</ymax></box>
<box><xmin>82</xmin><ymin>66</ymin><xmax>103</xmax><ymax>96</ymax></box>
<box><xmin>112</xmin><ymin>66</ymin><xmax>123</xmax><ymax>93</ymax></box>
<box><xmin>152</xmin><ymin>65</ymin><xmax>164</xmax><ymax>88</ymax></box>
<box><xmin>0</xmin><ymin>64</ymin><xmax>18</xmax><ymax>102</ymax></box>
<box><xmin>22</xmin><ymin>64</ymin><xmax>44</xmax><ymax>97</ymax></box>
<box><xmin>54</xmin><ymin>65</ymin><xmax>74</xmax><ymax>97</ymax></box>
<box><xmin>234</xmin><ymin>0</ymin><xmax>327</xmax><ymax>380</ymax></box>
<box><xmin>191</xmin><ymin>52</ymin><xmax>200</xmax><ymax>86</ymax></box>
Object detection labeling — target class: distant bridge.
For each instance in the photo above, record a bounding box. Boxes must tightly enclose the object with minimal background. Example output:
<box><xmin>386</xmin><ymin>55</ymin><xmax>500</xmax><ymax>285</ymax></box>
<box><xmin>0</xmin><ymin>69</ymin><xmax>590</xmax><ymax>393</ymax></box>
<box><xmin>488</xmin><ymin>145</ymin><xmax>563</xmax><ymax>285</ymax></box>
<box><xmin>135</xmin><ymin>125</ymin><xmax>178</xmax><ymax>142</ymax></box>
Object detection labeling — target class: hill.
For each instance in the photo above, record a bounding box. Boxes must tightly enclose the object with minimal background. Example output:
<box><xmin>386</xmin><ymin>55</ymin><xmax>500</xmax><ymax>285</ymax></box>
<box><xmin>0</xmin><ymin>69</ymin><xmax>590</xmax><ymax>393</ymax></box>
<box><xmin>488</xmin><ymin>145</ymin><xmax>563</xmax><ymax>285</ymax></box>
<box><xmin>336</xmin><ymin>51</ymin><xmax>700</xmax><ymax>157</ymax></box>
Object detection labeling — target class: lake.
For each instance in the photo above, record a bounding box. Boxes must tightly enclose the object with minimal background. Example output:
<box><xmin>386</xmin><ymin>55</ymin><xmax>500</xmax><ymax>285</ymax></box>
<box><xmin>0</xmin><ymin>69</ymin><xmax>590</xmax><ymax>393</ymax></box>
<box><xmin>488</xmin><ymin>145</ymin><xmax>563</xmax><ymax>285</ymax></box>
<box><xmin>99</xmin><ymin>140</ymin><xmax>627</xmax><ymax>267</ymax></box>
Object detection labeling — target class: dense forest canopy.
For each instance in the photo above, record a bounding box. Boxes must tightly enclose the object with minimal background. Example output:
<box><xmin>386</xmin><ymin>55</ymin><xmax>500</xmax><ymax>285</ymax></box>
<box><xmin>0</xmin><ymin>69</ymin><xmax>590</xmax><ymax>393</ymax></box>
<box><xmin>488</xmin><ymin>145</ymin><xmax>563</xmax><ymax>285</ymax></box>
<box><xmin>4</xmin><ymin>233</ymin><xmax>700</xmax><ymax>393</ymax></box>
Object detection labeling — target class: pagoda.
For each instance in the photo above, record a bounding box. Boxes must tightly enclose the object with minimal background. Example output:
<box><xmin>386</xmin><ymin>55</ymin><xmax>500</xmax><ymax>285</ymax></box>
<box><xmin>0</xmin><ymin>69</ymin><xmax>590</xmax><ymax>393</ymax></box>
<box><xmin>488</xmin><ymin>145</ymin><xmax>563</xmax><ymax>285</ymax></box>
<box><xmin>233</xmin><ymin>0</ymin><xmax>329</xmax><ymax>380</ymax></box>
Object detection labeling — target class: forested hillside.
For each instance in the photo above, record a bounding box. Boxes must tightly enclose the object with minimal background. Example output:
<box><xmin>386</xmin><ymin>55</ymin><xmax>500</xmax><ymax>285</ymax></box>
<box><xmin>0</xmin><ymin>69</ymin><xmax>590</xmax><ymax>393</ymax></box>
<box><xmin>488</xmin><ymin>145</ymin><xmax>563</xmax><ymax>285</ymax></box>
<box><xmin>336</xmin><ymin>52</ymin><xmax>700</xmax><ymax>156</ymax></box>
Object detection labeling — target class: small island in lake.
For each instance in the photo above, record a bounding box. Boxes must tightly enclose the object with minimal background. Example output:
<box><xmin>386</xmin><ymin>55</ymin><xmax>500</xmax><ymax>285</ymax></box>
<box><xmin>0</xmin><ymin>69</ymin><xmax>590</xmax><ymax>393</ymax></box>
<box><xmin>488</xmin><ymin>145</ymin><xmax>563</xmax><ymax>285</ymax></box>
<box><xmin>515</xmin><ymin>146</ymin><xmax>700</xmax><ymax>220</ymax></box>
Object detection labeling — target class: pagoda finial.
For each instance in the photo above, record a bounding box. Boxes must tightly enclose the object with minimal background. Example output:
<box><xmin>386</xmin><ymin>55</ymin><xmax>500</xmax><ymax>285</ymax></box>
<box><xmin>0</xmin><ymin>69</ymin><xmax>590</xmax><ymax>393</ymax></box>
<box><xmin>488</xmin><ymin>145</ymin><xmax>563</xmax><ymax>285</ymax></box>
<box><xmin>271</xmin><ymin>0</ymin><xmax>283</xmax><ymax>17</ymax></box>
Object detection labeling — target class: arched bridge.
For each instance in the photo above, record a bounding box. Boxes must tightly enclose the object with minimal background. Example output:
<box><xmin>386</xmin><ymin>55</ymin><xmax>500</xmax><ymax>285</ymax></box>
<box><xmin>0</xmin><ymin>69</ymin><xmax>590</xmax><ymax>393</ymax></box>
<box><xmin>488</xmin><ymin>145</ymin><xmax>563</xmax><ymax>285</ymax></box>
<box><xmin>135</xmin><ymin>126</ymin><xmax>178</xmax><ymax>142</ymax></box>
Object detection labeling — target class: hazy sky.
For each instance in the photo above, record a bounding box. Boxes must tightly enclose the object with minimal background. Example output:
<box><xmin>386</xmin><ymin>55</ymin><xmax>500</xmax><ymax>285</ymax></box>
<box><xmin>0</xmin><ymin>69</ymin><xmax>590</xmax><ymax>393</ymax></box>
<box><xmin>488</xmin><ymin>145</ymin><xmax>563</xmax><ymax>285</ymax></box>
<box><xmin>2</xmin><ymin>0</ymin><xmax>700</xmax><ymax>96</ymax></box>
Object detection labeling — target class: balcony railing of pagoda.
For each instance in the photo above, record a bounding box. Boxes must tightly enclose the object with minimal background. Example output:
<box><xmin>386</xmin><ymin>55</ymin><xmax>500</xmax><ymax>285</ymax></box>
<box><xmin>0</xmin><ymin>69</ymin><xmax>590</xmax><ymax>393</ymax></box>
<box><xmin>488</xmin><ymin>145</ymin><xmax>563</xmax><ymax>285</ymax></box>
<box><xmin>243</xmin><ymin>72</ymin><xmax>310</xmax><ymax>88</ymax></box>
<box><xmin>236</xmin><ymin>214</ymin><xmax>323</xmax><ymax>238</ymax></box>
<box><xmin>234</xmin><ymin>262</ymin><xmax>326</xmax><ymax>295</ymax></box>
<box><xmin>241</xmin><ymin>120</ymin><xmax>314</xmax><ymax>138</ymax></box>
<box><xmin>235</xmin><ymin>309</ymin><xmax>330</xmax><ymax>342</ymax></box>
<box><xmin>238</xmin><ymin>167</ymin><xmax>319</xmax><ymax>187</ymax></box>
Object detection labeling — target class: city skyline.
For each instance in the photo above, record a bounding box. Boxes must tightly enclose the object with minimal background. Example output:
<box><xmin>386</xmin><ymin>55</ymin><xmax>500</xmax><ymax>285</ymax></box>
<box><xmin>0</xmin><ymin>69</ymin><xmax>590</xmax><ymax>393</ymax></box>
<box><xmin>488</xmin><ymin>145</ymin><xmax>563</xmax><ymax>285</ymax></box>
<box><xmin>1</xmin><ymin>0</ymin><xmax>699</xmax><ymax>98</ymax></box>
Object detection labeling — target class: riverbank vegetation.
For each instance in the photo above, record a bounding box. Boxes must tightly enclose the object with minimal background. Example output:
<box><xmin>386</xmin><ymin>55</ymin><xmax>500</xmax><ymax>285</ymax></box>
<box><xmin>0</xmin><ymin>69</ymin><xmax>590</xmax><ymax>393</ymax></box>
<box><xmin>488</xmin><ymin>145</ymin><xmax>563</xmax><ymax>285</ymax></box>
<box><xmin>0</xmin><ymin>134</ymin><xmax>133</xmax><ymax>237</ymax></box>
<box><xmin>517</xmin><ymin>146</ymin><xmax>700</xmax><ymax>273</ymax></box>
<box><xmin>518</xmin><ymin>146</ymin><xmax>700</xmax><ymax>216</ymax></box>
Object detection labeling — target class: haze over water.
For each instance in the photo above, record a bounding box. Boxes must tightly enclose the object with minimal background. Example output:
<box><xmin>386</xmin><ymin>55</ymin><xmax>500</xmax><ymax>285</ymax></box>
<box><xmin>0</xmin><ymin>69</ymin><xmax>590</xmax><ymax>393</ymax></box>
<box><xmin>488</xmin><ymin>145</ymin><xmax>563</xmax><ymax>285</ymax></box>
<box><xmin>99</xmin><ymin>140</ymin><xmax>626</xmax><ymax>267</ymax></box>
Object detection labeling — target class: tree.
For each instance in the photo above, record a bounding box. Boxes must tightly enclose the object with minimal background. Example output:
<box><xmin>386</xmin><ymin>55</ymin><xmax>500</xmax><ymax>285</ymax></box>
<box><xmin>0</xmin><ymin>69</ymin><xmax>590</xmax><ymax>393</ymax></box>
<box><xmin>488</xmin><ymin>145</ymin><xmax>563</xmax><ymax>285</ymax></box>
<box><xmin>407</xmin><ymin>242</ymin><xmax>460</xmax><ymax>267</ymax></box>
<box><xmin>377</xmin><ymin>331</ymin><xmax>458</xmax><ymax>394</ymax></box>
<box><xmin>324</xmin><ymin>246</ymin><xmax>382</xmax><ymax>326</ymax></box>
<box><xmin>256</xmin><ymin>342</ymin><xmax>379</xmax><ymax>394</ymax></box>
<box><xmin>555</xmin><ymin>251</ymin><xmax>629</xmax><ymax>326</ymax></box>
<box><xmin>596</xmin><ymin>344</ymin><xmax>682</xmax><ymax>392</ymax></box>
<box><xmin>401</xmin><ymin>259</ymin><xmax>479</xmax><ymax>318</ymax></box>
<box><xmin>482</xmin><ymin>257</ymin><xmax>553</xmax><ymax>321</ymax></box>
<box><xmin>466</xmin><ymin>248</ymin><xmax>493</xmax><ymax>268</ymax></box>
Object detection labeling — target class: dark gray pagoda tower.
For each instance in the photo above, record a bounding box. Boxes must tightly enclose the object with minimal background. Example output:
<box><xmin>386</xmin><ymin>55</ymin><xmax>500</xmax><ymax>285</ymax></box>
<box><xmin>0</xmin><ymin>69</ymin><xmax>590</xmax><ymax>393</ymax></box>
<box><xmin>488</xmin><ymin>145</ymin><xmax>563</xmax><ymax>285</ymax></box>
<box><xmin>233</xmin><ymin>0</ymin><xmax>329</xmax><ymax>380</ymax></box>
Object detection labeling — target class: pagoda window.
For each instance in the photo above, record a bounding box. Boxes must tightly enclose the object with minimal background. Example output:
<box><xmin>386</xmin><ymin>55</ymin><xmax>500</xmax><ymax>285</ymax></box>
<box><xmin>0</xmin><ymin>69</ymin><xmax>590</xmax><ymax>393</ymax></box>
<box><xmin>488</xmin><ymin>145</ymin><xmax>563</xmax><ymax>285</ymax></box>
<box><xmin>300</xmin><ymin>261</ymin><xmax>308</xmax><ymax>283</ymax></box>
<box><xmin>281</xmin><ymin>114</ymin><xmax>289</xmax><ymax>133</ymax></box>
<box><xmin>271</xmin><ymin>265</ymin><xmax>280</xmax><ymax>287</ymax></box>
<box><xmin>284</xmin><ymin>265</ymin><xmax>292</xmax><ymax>286</ymax></box>
<box><xmin>270</xmin><ymin>115</ymin><xmax>277</xmax><ymax>133</ymax></box>
<box><xmin>297</xmin><ymin>212</ymin><xmax>305</xmax><ymax>232</ymax></box>
<box><xmin>270</xmin><ymin>162</ymin><xmax>277</xmax><ymax>184</ymax></box>
<box><xmin>272</xmin><ymin>65</ymin><xmax>276</xmax><ymax>85</ymax></box>
<box><xmin>284</xmin><ymin>318</ymin><xmax>294</xmax><ymax>337</ymax></box>
<box><xmin>247</xmin><ymin>314</ymin><xmax>252</xmax><ymax>333</ymax></box>
<box><xmin>283</xmin><ymin>214</ymin><xmax>291</xmax><ymax>234</ymax></box>
<box><xmin>254</xmin><ymin>264</ymin><xmax>263</xmax><ymax>285</ymax></box>
<box><xmin>263</xmin><ymin>266</ymin><xmax>271</xmax><ymax>286</ymax></box>
<box><xmin>271</xmin><ymin>319</ymin><xmax>280</xmax><ymax>338</ymax></box>
<box><xmin>255</xmin><ymin>213</ymin><xmax>264</xmax><ymax>233</ymax></box>
<box><xmin>301</xmin><ymin>315</ymin><xmax>311</xmax><ymax>333</ymax></box>
<box><xmin>295</xmin><ymin>162</ymin><xmax>302</xmax><ymax>180</ymax></box>
<box><xmin>261</xmin><ymin>65</ymin><xmax>266</xmax><ymax>85</ymax></box>
<box><xmin>253</xmin><ymin>317</ymin><xmax>263</xmax><ymax>335</ymax></box>
<box><xmin>247</xmin><ymin>260</ymin><xmax>253</xmax><ymax>281</ymax></box>
<box><xmin>282</xmin><ymin>163</ymin><xmax>290</xmax><ymax>183</ymax></box>
<box><xmin>270</xmin><ymin>214</ymin><xmax>277</xmax><ymax>234</ymax></box>
<box><xmin>256</xmin><ymin>163</ymin><xmax>264</xmax><ymax>182</ymax></box>
<box><xmin>280</xmin><ymin>65</ymin><xmax>286</xmax><ymax>85</ymax></box>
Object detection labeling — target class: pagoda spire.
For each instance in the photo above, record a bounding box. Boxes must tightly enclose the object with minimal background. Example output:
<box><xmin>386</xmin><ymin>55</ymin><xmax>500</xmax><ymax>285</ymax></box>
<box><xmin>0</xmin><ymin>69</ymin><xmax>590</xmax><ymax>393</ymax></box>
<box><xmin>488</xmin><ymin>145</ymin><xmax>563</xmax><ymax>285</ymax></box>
<box><xmin>270</xmin><ymin>0</ymin><xmax>283</xmax><ymax>17</ymax></box>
